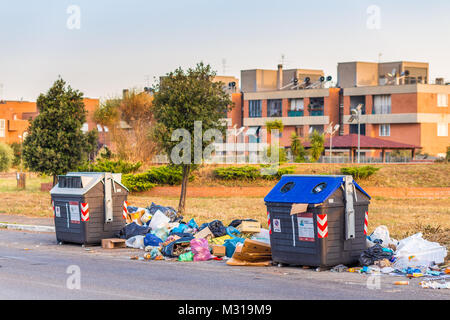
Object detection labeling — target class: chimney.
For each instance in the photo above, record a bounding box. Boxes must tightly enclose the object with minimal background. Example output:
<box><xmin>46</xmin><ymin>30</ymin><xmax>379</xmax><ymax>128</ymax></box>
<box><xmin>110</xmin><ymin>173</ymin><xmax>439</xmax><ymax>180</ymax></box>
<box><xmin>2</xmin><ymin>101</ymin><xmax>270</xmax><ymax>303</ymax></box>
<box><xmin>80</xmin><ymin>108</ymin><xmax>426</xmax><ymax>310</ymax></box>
<box><xmin>122</xmin><ymin>89</ymin><xmax>129</xmax><ymax>99</ymax></box>
<box><xmin>277</xmin><ymin>64</ymin><xmax>283</xmax><ymax>90</ymax></box>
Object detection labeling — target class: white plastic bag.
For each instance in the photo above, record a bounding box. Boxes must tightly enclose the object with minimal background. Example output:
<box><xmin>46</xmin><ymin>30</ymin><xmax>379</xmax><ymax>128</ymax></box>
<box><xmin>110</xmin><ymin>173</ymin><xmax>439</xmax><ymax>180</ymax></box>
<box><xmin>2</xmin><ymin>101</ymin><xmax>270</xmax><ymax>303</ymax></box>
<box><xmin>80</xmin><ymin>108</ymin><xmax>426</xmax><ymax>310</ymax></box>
<box><xmin>125</xmin><ymin>235</ymin><xmax>145</xmax><ymax>249</ymax></box>
<box><xmin>368</xmin><ymin>225</ymin><xmax>398</xmax><ymax>248</ymax></box>
<box><xmin>149</xmin><ymin>210</ymin><xmax>170</xmax><ymax>231</ymax></box>
<box><xmin>395</xmin><ymin>233</ymin><xmax>447</xmax><ymax>265</ymax></box>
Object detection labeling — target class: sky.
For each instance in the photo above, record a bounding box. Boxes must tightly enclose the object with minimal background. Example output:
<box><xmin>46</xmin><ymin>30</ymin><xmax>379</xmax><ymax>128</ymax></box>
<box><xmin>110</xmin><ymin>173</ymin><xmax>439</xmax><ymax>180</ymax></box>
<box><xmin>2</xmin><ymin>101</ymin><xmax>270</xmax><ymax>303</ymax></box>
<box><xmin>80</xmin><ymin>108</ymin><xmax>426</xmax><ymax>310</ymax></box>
<box><xmin>0</xmin><ymin>0</ymin><xmax>449</xmax><ymax>101</ymax></box>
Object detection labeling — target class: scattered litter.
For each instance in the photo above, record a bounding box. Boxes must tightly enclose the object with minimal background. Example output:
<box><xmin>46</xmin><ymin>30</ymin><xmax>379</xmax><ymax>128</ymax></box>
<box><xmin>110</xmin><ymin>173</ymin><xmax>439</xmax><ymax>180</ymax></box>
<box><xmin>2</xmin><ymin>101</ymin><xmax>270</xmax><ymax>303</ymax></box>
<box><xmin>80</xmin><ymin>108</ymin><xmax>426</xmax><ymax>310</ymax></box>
<box><xmin>331</xmin><ymin>264</ymin><xmax>348</xmax><ymax>273</ymax></box>
<box><xmin>420</xmin><ymin>281</ymin><xmax>450</xmax><ymax>289</ymax></box>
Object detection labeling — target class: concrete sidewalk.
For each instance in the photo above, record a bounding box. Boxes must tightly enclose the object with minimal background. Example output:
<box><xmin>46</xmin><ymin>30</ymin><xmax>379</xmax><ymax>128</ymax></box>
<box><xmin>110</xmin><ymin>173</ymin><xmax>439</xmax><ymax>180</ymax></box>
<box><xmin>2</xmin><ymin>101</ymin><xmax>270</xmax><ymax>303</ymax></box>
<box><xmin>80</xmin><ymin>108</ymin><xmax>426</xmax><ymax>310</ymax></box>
<box><xmin>0</xmin><ymin>213</ymin><xmax>54</xmax><ymax>226</ymax></box>
<box><xmin>0</xmin><ymin>213</ymin><xmax>54</xmax><ymax>232</ymax></box>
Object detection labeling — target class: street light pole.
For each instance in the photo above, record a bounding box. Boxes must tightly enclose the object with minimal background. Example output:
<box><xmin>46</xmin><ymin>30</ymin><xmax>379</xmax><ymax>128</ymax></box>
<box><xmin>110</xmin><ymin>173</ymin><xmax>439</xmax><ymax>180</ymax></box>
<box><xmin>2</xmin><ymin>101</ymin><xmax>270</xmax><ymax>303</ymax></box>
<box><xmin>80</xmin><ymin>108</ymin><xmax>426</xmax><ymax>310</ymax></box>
<box><xmin>357</xmin><ymin>114</ymin><xmax>361</xmax><ymax>164</ymax></box>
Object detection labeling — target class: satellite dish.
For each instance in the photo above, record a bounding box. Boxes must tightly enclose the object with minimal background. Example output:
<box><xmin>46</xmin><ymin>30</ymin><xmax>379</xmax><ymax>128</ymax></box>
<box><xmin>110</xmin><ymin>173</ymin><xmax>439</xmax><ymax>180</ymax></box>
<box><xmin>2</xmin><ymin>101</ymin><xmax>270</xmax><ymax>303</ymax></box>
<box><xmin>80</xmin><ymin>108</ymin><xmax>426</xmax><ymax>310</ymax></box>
<box><xmin>327</xmin><ymin>76</ymin><xmax>332</xmax><ymax>81</ymax></box>
<box><xmin>305</xmin><ymin>77</ymin><xmax>311</xmax><ymax>83</ymax></box>
<box><xmin>320</xmin><ymin>76</ymin><xmax>325</xmax><ymax>82</ymax></box>
<box><xmin>293</xmin><ymin>78</ymin><xmax>298</xmax><ymax>85</ymax></box>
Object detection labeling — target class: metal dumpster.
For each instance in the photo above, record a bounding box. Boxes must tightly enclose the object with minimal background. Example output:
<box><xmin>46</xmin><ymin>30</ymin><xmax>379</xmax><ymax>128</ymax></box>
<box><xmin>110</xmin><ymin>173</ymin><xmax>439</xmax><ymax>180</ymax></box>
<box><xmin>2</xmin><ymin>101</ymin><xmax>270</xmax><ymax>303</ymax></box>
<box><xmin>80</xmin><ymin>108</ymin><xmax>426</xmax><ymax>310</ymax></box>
<box><xmin>264</xmin><ymin>175</ymin><xmax>371</xmax><ymax>267</ymax></box>
<box><xmin>50</xmin><ymin>172</ymin><xmax>129</xmax><ymax>245</ymax></box>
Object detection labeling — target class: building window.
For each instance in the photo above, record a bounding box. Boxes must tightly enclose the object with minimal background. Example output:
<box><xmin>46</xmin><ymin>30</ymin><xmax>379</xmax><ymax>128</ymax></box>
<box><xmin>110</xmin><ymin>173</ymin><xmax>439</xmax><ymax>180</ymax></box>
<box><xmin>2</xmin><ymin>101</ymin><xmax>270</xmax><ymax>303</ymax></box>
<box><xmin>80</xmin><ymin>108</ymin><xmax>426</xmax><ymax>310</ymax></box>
<box><xmin>267</xmin><ymin>99</ymin><xmax>282</xmax><ymax>117</ymax></box>
<box><xmin>350</xmin><ymin>124</ymin><xmax>366</xmax><ymax>136</ymax></box>
<box><xmin>289</xmin><ymin>99</ymin><xmax>304</xmax><ymax>117</ymax></box>
<box><xmin>437</xmin><ymin>123</ymin><xmax>448</xmax><ymax>137</ymax></box>
<box><xmin>0</xmin><ymin>119</ymin><xmax>5</xmax><ymax>138</ymax></box>
<box><xmin>373</xmin><ymin>95</ymin><xmax>391</xmax><ymax>114</ymax></box>
<box><xmin>309</xmin><ymin>97</ymin><xmax>324</xmax><ymax>116</ymax></box>
<box><xmin>379</xmin><ymin>124</ymin><xmax>390</xmax><ymax>137</ymax></box>
<box><xmin>249</xmin><ymin>100</ymin><xmax>262</xmax><ymax>118</ymax></box>
<box><xmin>309</xmin><ymin>125</ymin><xmax>324</xmax><ymax>135</ymax></box>
<box><xmin>437</xmin><ymin>94</ymin><xmax>448</xmax><ymax>107</ymax></box>
<box><xmin>295</xmin><ymin>126</ymin><xmax>304</xmax><ymax>137</ymax></box>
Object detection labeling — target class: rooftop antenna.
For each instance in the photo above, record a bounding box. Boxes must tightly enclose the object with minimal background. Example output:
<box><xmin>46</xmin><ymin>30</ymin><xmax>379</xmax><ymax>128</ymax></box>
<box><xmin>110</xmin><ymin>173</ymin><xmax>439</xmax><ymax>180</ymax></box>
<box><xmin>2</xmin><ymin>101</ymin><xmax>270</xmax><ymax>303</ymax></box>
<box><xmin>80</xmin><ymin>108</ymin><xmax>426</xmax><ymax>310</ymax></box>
<box><xmin>144</xmin><ymin>75</ymin><xmax>151</xmax><ymax>88</ymax></box>
<box><xmin>378</xmin><ymin>53</ymin><xmax>383</xmax><ymax>62</ymax></box>
<box><xmin>222</xmin><ymin>58</ymin><xmax>228</xmax><ymax>75</ymax></box>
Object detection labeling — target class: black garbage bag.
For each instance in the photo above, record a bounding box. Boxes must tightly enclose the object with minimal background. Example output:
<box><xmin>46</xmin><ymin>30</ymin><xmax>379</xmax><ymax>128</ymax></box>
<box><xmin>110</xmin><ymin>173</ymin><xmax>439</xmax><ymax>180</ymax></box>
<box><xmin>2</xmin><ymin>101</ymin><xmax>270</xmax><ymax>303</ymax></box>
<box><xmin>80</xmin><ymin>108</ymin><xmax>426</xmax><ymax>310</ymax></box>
<box><xmin>208</xmin><ymin>220</ymin><xmax>227</xmax><ymax>237</ymax></box>
<box><xmin>116</xmin><ymin>222</ymin><xmax>150</xmax><ymax>239</ymax></box>
<box><xmin>359</xmin><ymin>244</ymin><xmax>393</xmax><ymax>266</ymax></box>
<box><xmin>147</xmin><ymin>202</ymin><xmax>182</xmax><ymax>223</ymax></box>
<box><xmin>228</xmin><ymin>219</ymin><xmax>258</xmax><ymax>228</ymax></box>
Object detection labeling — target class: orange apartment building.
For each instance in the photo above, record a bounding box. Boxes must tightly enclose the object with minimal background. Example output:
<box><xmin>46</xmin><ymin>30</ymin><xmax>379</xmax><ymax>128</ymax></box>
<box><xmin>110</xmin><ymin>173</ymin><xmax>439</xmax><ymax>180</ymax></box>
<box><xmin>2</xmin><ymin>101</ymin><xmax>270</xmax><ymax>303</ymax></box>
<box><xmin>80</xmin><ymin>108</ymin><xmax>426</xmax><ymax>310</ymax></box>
<box><xmin>0</xmin><ymin>98</ymin><xmax>106</xmax><ymax>146</ymax></box>
<box><xmin>232</xmin><ymin>61</ymin><xmax>449</xmax><ymax>159</ymax></box>
<box><xmin>339</xmin><ymin>61</ymin><xmax>450</xmax><ymax>157</ymax></box>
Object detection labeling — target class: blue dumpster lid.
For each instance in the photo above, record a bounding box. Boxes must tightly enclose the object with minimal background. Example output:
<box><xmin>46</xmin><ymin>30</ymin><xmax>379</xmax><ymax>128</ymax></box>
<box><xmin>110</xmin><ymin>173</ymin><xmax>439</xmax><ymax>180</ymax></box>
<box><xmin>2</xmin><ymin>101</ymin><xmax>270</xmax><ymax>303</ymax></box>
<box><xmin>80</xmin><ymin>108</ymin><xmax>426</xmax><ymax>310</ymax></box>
<box><xmin>264</xmin><ymin>175</ymin><xmax>371</xmax><ymax>204</ymax></box>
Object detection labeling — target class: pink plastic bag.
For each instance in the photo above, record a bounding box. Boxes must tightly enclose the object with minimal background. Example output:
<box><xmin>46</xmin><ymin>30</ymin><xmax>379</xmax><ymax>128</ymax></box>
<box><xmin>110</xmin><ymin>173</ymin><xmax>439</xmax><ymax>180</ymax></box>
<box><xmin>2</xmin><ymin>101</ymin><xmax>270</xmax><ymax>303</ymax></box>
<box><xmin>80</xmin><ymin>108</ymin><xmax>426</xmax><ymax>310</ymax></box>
<box><xmin>190</xmin><ymin>238</ymin><xmax>213</xmax><ymax>261</ymax></box>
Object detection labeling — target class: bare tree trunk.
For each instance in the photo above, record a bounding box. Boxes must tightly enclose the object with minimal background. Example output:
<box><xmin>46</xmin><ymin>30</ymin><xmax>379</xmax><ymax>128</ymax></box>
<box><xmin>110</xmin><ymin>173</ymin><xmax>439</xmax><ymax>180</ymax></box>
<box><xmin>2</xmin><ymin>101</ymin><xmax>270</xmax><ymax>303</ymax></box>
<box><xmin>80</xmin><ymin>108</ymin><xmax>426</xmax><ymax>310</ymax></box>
<box><xmin>178</xmin><ymin>165</ymin><xmax>190</xmax><ymax>214</ymax></box>
<box><xmin>52</xmin><ymin>175</ymin><xmax>58</xmax><ymax>187</ymax></box>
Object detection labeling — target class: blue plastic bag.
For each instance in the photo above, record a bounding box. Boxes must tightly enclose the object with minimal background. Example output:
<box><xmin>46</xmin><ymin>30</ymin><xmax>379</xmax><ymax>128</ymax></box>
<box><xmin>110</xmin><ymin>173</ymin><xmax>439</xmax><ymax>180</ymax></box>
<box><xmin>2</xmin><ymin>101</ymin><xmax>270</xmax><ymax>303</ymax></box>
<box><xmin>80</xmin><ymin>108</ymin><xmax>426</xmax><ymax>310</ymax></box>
<box><xmin>224</xmin><ymin>237</ymin><xmax>245</xmax><ymax>258</ymax></box>
<box><xmin>188</xmin><ymin>218</ymin><xmax>198</xmax><ymax>230</ymax></box>
<box><xmin>144</xmin><ymin>234</ymin><xmax>163</xmax><ymax>247</ymax></box>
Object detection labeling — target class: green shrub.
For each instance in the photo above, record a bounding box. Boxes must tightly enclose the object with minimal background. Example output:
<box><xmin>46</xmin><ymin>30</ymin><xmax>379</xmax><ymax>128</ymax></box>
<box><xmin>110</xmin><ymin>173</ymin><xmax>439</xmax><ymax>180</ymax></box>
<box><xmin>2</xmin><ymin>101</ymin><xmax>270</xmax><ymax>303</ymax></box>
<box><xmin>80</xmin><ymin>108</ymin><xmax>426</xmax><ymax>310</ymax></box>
<box><xmin>261</xmin><ymin>165</ymin><xmax>295</xmax><ymax>180</ymax></box>
<box><xmin>78</xmin><ymin>159</ymin><xmax>142</xmax><ymax>174</ymax></box>
<box><xmin>121</xmin><ymin>165</ymin><xmax>191</xmax><ymax>192</ymax></box>
<box><xmin>341</xmin><ymin>166</ymin><xmax>380</xmax><ymax>179</ymax></box>
<box><xmin>0</xmin><ymin>143</ymin><xmax>14</xmax><ymax>172</ymax></box>
<box><xmin>146</xmin><ymin>166</ymin><xmax>186</xmax><ymax>185</ymax></box>
<box><xmin>122</xmin><ymin>173</ymin><xmax>156</xmax><ymax>192</ymax></box>
<box><xmin>214</xmin><ymin>165</ymin><xmax>294</xmax><ymax>181</ymax></box>
<box><xmin>214</xmin><ymin>166</ymin><xmax>260</xmax><ymax>180</ymax></box>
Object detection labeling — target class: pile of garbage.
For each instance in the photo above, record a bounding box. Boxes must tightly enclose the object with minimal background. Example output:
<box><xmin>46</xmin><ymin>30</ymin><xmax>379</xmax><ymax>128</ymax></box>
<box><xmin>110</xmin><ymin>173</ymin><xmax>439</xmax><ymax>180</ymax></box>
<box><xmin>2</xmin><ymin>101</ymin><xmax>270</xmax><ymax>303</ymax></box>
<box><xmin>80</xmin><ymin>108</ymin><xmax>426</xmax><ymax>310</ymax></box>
<box><xmin>115</xmin><ymin>202</ymin><xmax>271</xmax><ymax>265</ymax></box>
<box><xmin>335</xmin><ymin>225</ymin><xmax>449</xmax><ymax>289</ymax></box>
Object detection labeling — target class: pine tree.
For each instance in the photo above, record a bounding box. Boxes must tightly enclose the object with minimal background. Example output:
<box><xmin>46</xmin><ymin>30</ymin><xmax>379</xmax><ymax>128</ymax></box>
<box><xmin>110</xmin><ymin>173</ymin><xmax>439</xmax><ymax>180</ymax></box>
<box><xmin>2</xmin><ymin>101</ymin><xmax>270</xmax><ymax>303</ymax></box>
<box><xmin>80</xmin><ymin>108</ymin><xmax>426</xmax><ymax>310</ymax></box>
<box><xmin>23</xmin><ymin>78</ymin><xmax>97</xmax><ymax>185</ymax></box>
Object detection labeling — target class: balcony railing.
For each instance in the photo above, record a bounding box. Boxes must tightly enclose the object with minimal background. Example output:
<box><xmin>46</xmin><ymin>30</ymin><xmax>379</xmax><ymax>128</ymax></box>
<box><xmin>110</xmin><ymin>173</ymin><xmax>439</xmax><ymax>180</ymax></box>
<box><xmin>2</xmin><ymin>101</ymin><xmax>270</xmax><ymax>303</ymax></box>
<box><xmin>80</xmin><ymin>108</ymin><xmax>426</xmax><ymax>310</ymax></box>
<box><xmin>288</xmin><ymin>110</ymin><xmax>304</xmax><ymax>117</ymax></box>
<box><xmin>310</xmin><ymin>110</ymin><xmax>324</xmax><ymax>116</ymax></box>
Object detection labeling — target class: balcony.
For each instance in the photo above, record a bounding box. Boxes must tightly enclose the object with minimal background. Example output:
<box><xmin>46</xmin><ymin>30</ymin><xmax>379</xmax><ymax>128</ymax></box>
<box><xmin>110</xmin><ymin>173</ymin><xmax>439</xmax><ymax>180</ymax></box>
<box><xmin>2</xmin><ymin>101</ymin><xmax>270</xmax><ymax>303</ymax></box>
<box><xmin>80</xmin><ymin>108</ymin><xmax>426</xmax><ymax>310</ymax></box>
<box><xmin>309</xmin><ymin>110</ymin><xmax>324</xmax><ymax>116</ymax></box>
<box><xmin>288</xmin><ymin>110</ymin><xmax>304</xmax><ymax>117</ymax></box>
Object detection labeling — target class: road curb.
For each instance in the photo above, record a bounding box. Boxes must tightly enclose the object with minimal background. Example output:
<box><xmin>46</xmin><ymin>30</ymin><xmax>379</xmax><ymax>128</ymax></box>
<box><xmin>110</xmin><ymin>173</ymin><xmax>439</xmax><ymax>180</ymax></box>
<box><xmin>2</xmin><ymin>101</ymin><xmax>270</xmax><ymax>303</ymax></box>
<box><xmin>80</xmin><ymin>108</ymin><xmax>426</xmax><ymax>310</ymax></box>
<box><xmin>0</xmin><ymin>223</ymin><xmax>55</xmax><ymax>233</ymax></box>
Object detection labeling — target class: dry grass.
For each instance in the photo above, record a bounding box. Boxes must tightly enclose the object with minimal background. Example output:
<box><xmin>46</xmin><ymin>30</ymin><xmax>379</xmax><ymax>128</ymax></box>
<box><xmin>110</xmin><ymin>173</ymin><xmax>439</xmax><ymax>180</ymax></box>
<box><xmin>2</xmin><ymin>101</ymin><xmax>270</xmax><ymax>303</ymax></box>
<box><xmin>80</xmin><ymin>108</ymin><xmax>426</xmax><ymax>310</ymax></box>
<box><xmin>190</xmin><ymin>163</ymin><xmax>450</xmax><ymax>188</ymax></box>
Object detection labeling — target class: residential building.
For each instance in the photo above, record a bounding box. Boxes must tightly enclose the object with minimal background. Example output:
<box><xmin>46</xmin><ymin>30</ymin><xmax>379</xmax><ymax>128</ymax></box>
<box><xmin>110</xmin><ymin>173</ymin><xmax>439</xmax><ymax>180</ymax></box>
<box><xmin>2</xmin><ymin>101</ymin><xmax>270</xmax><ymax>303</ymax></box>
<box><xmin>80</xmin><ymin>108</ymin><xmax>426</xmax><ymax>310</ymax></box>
<box><xmin>0</xmin><ymin>100</ymin><xmax>37</xmax><ymax>144</ymax></box>
<box><xmin>338</xmin><ymin>61</ymin><xmax>450</xmax><ymax>157</ymax></box>
<box><xmin>240</xmin><ymin>64</ymin><xmax>338</xmax><ymax>150</ymax></box>
<box><xmin>0</xmin><ymin>98</ymin><xmax>106</xmax><ymax>145</ymax></box>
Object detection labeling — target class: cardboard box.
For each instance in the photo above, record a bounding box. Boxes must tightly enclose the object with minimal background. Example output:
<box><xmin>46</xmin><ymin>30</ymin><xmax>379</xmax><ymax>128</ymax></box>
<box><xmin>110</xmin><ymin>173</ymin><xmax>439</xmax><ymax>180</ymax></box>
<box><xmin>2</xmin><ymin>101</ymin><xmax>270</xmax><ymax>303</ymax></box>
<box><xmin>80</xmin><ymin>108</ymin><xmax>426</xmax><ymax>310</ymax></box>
<box><xmin>194</xmin><ymin>226</ymin><xmax>213</xmax><ymax>239</ymax></box>
<box><xmin>101</xmin><ymin>238</ymin><xmax>126</xmax><ymax>249</ymax></box>
<box><xmin>237</xmin><ymin>221</ymin><xmax>261</xmax><ymax>233</ymax></box>
<box><xmin>212</xmin><ymin>245</ymin><xmax>226</xmax><ymax>257</ymax></box>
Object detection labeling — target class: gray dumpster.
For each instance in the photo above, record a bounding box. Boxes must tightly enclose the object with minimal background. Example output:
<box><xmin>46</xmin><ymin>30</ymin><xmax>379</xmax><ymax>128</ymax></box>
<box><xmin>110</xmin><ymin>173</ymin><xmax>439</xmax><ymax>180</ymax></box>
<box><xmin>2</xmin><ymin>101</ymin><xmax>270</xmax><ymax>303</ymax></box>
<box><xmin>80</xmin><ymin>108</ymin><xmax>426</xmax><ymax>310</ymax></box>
<box><xmin>50</xmin><ymin>172</ymin><xmax>129</xmax><ymax>245</ymax></box>
<box><xmin>264</xmin><ymin>175</ymin><xmax>371</xmax><ymax>267</ymax></box>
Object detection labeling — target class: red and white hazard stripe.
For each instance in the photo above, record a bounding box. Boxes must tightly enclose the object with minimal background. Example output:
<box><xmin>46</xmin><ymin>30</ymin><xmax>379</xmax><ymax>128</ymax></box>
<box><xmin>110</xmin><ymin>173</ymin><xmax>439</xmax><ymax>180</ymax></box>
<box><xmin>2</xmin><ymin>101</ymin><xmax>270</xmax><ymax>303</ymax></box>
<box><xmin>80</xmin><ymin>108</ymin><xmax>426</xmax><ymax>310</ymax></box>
<box><xmin>81</xmin><ymin>203</ymin><xmax>90</xmax><ymax>222</ymax></box>
<box><xmin>317</xmin><ymin>214</ymin><xmax>328</xmax><ymax>238</ymax></box>
<box><xmin>123</xmin><ymin>201</ymin><xmax>129</xmax><ymax>220</ymax></box>
<box><xmin>267</xmin><ymin>211</ymin><xmax>271</xmax><ymax>235</ymax></box>
<box><xmin>364</xmin><ymin>211</ymin><xmax>369</xmax><ymax>235</ymax></box>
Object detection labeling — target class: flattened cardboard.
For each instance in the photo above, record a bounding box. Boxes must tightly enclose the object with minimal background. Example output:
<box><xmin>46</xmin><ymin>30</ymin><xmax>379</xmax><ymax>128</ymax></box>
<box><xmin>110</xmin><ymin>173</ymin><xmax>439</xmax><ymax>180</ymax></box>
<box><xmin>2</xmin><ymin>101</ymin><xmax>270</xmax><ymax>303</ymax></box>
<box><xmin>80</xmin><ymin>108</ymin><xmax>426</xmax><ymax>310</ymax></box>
<box><xmin>290</xmin><ymin>203</ymin><xmax>308</xmax><ymax>216</ymax></box>
<box><xmin>194</xmin><ymin>226</ymin><xmax>213</xmax><ymax>239</ymax></box>
<box><xmin>237</xmin><ymin>221</ymin><xmax>261</xmax><ymax>233</ymax></box>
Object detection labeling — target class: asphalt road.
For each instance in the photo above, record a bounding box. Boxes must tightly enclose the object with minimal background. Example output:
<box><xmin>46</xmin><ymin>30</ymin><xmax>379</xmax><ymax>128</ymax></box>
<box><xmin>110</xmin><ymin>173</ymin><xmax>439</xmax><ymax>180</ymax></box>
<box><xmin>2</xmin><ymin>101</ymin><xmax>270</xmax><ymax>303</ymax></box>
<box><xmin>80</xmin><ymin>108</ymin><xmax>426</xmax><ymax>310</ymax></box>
<box><xmin>0</xmin><ymin>229</ymin><xmax>448</xmax><ymax>300</ymax></box>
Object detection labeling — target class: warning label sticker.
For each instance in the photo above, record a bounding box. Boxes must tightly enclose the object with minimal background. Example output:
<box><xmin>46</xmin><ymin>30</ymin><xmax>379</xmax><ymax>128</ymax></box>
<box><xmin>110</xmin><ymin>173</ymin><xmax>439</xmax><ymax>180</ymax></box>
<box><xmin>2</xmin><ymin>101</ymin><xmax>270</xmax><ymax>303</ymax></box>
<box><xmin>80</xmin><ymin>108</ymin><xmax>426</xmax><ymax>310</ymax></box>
<box><xmin>55</xmin><ymin>206</ymin><xmax>61</xmax><ymax>218</ymax></box>
<box><xmin>297</xmin><ymin>212</ymin><xmax>315</xmax><ymax>242</ymax></box>
<box><xmin>69</xmin><ymin>202</ymin><xmax>80</xmax><ymax>224</ymax></box>
<box><xmin>273</xmin><ymin>219</ymin><xmax>281</xmax><ymax>232</ymax></box>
